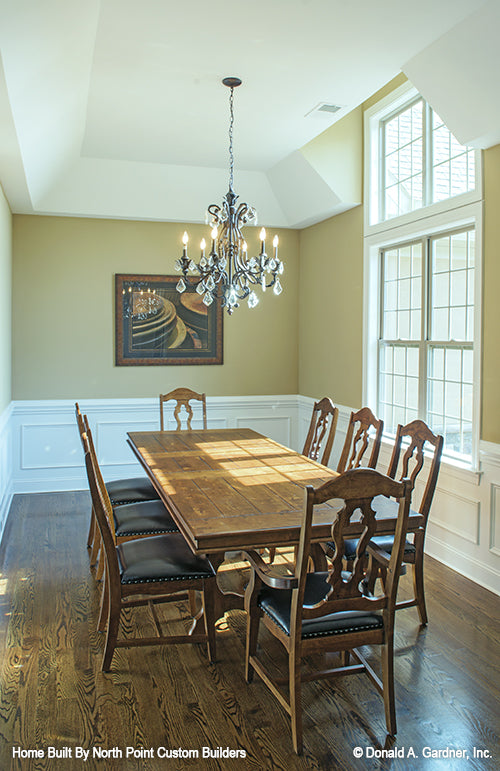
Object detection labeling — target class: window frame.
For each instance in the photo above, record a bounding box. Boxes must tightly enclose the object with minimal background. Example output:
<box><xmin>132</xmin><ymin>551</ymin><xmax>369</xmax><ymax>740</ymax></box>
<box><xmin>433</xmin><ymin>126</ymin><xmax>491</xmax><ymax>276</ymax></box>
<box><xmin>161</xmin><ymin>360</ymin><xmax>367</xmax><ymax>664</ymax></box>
<box><xmin>363</xmin><ymin>82</ymin><xmax>483</xmax><ymax>469</ymax></box>
<box><xmin>364</xmin><ymin>82</ymin><xmax>482</xmax><ymax>234</ymax></box>
<box><xmin>377</xmin><ymin>225</ymin><xmax>476</xmax><ymax>463</ymax></box>
<box><xmin>364</xmin><ymin>202</ymin><xmax>482</xmax><ymax>469</ymax></box>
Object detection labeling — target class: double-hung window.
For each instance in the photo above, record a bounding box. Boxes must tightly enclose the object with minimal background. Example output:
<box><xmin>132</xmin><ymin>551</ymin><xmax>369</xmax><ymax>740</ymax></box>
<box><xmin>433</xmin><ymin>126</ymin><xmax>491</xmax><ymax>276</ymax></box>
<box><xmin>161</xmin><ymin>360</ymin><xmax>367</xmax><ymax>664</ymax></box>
<box><xmin>379</xmin><ymin>227</ymin><xmax>475</xmax><ymax>462</ymax></box>
<box><xmin>364</xmin><ymin>82</ymin><xmax>482</xmax><ymax>467</ymax></box>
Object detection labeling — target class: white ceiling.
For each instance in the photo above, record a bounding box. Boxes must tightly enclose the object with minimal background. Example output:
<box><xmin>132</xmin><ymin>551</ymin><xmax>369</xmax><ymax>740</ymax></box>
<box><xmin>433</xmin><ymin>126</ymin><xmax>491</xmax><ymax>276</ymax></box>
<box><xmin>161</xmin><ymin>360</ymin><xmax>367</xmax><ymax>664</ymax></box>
<box><xmin>0</xmin><ymin>0</ymin><xmax>497</xmax><ymax>228</ymax></box>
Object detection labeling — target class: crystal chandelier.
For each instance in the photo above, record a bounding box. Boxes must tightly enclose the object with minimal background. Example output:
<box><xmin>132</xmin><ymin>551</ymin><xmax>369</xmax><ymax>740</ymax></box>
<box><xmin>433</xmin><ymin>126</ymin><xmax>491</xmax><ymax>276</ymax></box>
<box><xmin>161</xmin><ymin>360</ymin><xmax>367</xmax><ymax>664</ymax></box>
<box><xmin>174</xmin><ymin>77</ymin><xmax>284</xmax><ymax>315</ymax></box>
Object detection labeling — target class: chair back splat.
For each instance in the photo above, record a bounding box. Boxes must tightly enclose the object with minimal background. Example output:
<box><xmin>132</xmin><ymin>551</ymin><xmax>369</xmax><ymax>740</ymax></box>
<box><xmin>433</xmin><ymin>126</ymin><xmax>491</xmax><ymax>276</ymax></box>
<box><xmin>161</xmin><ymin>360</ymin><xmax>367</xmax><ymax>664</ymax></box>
<box><xmin>244</xmin><ymin>467</ymin><xmax>412</xmax><ymax>754</ymax></box>
<box><xmin>302</xmin><ymin>397</ymin><xmax>339</xmax><ymax>467</ymax></box>
<box><xmin>159</xmin><ymin>388</ymin><xmax>207</xmax><ymax>431</ymax></box>
<box><xmin>387</xmin><ymin>419</ymin><xmax>443</xmax><ymax>525</ymax></box>
<box><xmin>336</xmin><ymin>406</ymin><xmax>384</xmax><ymax>474</ymax></box>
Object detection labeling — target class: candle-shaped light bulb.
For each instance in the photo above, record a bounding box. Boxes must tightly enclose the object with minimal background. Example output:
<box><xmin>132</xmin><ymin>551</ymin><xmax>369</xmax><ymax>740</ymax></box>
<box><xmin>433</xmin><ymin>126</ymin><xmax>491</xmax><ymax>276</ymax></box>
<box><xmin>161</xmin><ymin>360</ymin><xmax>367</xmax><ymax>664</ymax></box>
<box><xmin>182</xmin><ymin>231</ymin><xmax>188</xmax><ymax>257</ymax></box>
<box><xmin>273</xmin><ymin>235</ymin><xmax>279</xmax><ymax>248</ymax></box>
<box><xmin>260</xmin><ymin>227</ymin><xmax>266</xmax><ymax>256</ymax></box>
<box><xmin>242</xmin><ymin>240</ymin><xmax>247</xmax><ymax>253</ymax></box>
<box><xmin>200</xmin><ymin>238</ymin><xmax>206</xmax><ymax>255</ymax></box>
<box><xmin>211</xmin><ymin>226</ymin><xmax>218</xmax><ymax>241</ymax></box>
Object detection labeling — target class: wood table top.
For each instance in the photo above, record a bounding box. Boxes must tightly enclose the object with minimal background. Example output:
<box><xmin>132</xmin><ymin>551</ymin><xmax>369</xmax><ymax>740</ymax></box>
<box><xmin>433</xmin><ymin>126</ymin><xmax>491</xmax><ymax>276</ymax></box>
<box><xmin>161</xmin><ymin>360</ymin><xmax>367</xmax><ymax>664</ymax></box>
<box><xmin>127</xmin><ymin>428</ymin><xmax>422</xmax><ymax>555</ymax></box>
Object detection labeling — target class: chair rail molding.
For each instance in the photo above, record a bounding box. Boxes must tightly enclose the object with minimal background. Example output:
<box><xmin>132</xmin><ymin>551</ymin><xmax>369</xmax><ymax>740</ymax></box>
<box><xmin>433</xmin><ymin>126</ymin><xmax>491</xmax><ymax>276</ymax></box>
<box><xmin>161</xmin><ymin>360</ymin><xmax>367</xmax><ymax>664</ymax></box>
<box><xmin>1</xmin><ymin>396</ymin><xmax>499</xmax><ymax>595</ymax></box>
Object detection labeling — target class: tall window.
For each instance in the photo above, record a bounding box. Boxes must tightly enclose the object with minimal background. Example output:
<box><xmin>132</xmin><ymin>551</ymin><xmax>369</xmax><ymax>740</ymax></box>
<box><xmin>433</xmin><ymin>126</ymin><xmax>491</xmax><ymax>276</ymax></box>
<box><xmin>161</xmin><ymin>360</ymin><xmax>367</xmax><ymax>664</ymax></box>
<box><xmin>378</xmin><ymin>228</ymin><xmax>475</xmax><ymax>462</ymax></box>
<box><xmin>365</xmin><ymin>82</ymin><xmax>481</xmax><ymax>466</ymax></box>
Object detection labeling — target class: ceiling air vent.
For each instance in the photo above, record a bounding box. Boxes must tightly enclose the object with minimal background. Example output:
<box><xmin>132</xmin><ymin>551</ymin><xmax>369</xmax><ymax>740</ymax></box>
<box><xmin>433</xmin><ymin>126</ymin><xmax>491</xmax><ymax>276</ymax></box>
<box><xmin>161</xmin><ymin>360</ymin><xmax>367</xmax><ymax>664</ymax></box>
<box><xmin>305</xmin><ymin>102</ymin><xmax>343</xmax><ymax>118</ymax></box>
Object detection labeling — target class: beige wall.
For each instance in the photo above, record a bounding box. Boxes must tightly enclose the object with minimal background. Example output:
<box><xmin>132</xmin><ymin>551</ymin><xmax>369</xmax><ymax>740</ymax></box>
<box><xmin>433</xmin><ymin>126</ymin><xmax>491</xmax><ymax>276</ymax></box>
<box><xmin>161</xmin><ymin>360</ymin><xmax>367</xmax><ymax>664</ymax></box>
<box><xmin>482</xmin><ymin>143</ymin><xmax>500</xmax><ymax>443</ymax></box>
<box><xmin>298</xmin><ymin>76</ymin><xmax>500</xmax><ymax>444</ymax></box>
<box><xmin>0</xmin><ymin>185</ymin><xmax>12</xmax><ymax>413</ymax></box>
<box><xmin>12</xmin><ymin>216</ymin><xmax>299</xmax><ymax>399</ymax></box>
<box><xmin>298</xmin><ymin>205</ymin><xmax>364</xmax><ymax>405</ymax></box>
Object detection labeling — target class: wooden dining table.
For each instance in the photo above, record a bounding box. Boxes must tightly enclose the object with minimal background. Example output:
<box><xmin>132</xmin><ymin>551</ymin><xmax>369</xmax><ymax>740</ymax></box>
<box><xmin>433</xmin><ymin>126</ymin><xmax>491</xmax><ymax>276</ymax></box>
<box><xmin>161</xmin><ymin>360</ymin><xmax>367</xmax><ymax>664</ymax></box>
<box><xmin>127</xmin><ymin>428</ymin><xmax>423</xmax><ymax>619</ymax></box>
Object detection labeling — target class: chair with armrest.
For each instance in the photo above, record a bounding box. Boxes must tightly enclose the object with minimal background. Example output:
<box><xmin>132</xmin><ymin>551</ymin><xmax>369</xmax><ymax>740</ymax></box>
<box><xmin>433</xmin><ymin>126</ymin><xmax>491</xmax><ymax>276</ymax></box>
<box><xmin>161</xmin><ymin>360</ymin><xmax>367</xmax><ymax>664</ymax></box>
<box><xmin>336</xmin><ymin>406</ymin><xmax>384</xmax><ymax>474</ymax></box>
<box><xmin>84</xmin><ymin>450</ymin><xmax>216</xmax><ymax>671</ymax></box>
<box><xmin>244</xmin><ymin>467</ymin><xmax>412</xmax><ymax>754</ymax></box>
<box><xmin>302</xmin><ymin>397</ymin><xmax>339</xmax><ymax>467</ymax></box>
<box><xmin>159</xmin><ymin>388</ymin><xmax>207</xmax><ymax>431</ymax></box>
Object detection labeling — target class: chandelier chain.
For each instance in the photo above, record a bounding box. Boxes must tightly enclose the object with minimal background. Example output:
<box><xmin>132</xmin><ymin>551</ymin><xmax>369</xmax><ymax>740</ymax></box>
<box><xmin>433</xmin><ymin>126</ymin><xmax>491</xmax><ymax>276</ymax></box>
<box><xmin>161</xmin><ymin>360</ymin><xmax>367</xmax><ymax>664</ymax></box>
<box><xmin>228</xmin><ymin>86</ymin><xmax>235</xmax><ymax>191</ymax></box>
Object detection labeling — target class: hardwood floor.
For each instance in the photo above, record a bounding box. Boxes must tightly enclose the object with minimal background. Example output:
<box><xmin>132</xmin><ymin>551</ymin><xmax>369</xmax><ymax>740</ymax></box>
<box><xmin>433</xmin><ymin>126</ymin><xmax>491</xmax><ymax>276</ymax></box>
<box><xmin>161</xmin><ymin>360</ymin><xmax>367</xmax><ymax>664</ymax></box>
<box><xmin>0</xmin><ymin>491</ymin><xmax>498</xmax><ymax>770</ymax></box>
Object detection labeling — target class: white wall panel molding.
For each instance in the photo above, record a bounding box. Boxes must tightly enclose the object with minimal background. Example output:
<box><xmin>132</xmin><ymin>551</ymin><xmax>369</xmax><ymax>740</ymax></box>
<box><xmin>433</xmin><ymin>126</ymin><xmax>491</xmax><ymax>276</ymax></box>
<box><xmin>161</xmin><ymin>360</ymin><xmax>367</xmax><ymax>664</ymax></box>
<box><xmin>0</xmin><ymin>402</ymin><xmax>13</xmax><ymax>543</ymax></box>
<box><xmin>4</xmin><ymin>396</ymin><xmax>500</xmax><ymax>594</ymax></box>
<box><xmin>9</xmin><ymin>396</ymin><xmax>300</xmax><ymax>494</ymax></box>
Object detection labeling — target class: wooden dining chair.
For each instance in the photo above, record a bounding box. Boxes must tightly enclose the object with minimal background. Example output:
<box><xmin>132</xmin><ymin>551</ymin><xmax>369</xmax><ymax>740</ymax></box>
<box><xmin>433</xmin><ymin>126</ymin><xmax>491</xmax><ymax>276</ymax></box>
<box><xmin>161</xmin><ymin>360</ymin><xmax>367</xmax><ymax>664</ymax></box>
<box><xmin>159</xmin><ymin>388</ymin><xmax>207</xmax><ymax>431</ymax></box>
<box><xmin>265</xmin><ymin>396</ymin><xmax>338</xmax><ymax>567</ymax></box>
<box><xmin>84</xmin><ymin>450</ymin><xmax>217</xmax><ymax>671</ymax></box>
<box><xmin>76</xmin><ymin>403</ymin><xmax>161</xmax><ymax>568</ymax></box>
<box><xmin>302</xmin><ymin>397</ymin><xmax>339</xmax><ymax>467</ymax></box>
<box><xmin>359</xmin><ymin>420</ymin><xmax>444</xmax><ymax>625</ymax></box>
<box><xmin>336</xmin><ymin>406</ymin><xmax>384</xmax><ymax>473</ymax></box>
<box><xmin>244</xmin><ymin>468</ymin><xmax>412</xmax><ymax>754</ymax></box>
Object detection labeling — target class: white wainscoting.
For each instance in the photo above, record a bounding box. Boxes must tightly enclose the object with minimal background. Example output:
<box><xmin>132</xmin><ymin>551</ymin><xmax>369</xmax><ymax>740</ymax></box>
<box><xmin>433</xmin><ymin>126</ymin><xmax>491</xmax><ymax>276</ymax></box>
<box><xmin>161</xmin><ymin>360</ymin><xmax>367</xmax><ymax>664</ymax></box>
<box><xmin>1</xmin><ymin>395</ymin><xmax>499</xmax><ymax>595</ymax></box>
<box><xmin>8</xmin><ymin>395</ymin><xmax>300</xmax><ymax>497</ymax></box>
<box><xmin>298</xmin><ymin>395</ymin><xmax>500</xmax><ymax>596</ymax></box>
<box><xmin>0</xmin><ymin>402</ymin><xmax>13</xmax><ymax>540</ymax></box>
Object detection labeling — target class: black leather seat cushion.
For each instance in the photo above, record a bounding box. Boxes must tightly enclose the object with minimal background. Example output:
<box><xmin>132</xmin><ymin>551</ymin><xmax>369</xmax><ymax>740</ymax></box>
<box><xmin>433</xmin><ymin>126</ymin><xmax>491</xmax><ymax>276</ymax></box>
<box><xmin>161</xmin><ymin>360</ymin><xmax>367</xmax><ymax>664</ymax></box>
<box><xmin>117</xmin><ymin>533</ymin><xmax>216</xmax><ymax>584</ymax></box>
<box><xmin>106</xmin><ymin>476</ymin><xmax>159</xmax><ymax>506</ymax></box>
<box><xmin>258</xmin><ymin>572</ymin><xmax>383</xmax><ymax>639</ymax></box>
<box><xmin>113</xmin><ymin>499</ymin><xmax>179</xmax><ymax>537</ymax></box>
<box><xmin>328</xmin><ymin>536</ymin><xmax>416</xmax><ymax>561</ymax></box>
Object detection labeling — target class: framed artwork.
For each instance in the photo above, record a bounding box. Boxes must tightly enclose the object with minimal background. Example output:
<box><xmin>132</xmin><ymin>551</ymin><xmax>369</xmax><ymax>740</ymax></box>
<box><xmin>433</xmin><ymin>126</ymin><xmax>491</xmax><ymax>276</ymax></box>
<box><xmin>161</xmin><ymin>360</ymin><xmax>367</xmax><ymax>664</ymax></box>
<box><xmin>115</xmin><ymin>274</ymin><xmax>223</xmax><ymax>366</ymax></box>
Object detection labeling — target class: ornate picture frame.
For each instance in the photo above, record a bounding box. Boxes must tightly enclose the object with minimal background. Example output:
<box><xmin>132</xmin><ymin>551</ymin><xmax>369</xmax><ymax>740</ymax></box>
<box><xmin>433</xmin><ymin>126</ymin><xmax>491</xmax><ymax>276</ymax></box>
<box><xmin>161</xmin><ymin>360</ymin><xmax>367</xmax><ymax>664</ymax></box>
<box><xmin>115</xmin><ymin>274</ymin><xmax>223</xmax><ymax>366</ymax></box>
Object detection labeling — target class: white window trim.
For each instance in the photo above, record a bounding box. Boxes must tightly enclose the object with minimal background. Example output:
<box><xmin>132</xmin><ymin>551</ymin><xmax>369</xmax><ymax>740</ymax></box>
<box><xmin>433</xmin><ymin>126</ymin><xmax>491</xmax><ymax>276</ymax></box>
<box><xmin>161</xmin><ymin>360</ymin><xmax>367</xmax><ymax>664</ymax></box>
<box><xmin>363</xmin><ymin>200</ymin><xmax>483</xmax><ymax>470</ymax></box>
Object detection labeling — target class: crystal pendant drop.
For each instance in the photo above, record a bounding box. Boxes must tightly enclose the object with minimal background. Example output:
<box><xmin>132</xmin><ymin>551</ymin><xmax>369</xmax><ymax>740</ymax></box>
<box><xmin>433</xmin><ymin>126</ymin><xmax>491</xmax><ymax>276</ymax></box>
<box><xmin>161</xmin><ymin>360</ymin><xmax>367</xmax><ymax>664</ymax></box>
<box><xmin>247</xmin><ymin>291</ymin><xmax>259</xmax><ymax>309</ymax></box>
<box><xmin>200</xmin><ymin>256</ymin><xmax>207</xmax><ymax>269</ymax></box>
<box><xmin>203</xmin><ymin>292</ymin><xmax>213</xmax><ymax>307</ymax></box>
<box><xmin>278</xmin><ymin>261</ymin><xmax>284</xmax><ymax>275</ymax></box>
<box><xmin>206</xmin><ymin>275</ymin><xmax>216</xmax><ymax>291</ymax></box>
<box><xmin>175</xmin><ymin>259</ymin><xmax>182</xmax><ymax>272</ymax></box>
<box><xmin>188</xmin><ymin>260</ymin><xmax>197</xmax><ymax>272</ymax></box>
<box><xmin>227</xmin><ymin>286</ymin><xmax>238</xmax><ymax>306</ymax></box>
<box><xmin>176</xmin><ymin>278</ymin><xmax>186</xmax><ymax>293</ymax></box>
<box><xmin>273</xmin><ymin>278</ymin><xmax>283</xmax><ymax>296</ymax></box>
<box><xmin>196</xmin><ymin>281</ymin><xmax>206</xmax><ymax>295</ymax></box>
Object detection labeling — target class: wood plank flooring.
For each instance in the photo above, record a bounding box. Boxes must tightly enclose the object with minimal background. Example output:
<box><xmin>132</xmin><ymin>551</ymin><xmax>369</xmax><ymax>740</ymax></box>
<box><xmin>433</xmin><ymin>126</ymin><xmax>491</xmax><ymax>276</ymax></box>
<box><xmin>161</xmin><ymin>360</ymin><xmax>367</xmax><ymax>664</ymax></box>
<box><xmin>0</xmin><ymin>491</ymin><xmax>498</xmax><ymax>770</ymax></box>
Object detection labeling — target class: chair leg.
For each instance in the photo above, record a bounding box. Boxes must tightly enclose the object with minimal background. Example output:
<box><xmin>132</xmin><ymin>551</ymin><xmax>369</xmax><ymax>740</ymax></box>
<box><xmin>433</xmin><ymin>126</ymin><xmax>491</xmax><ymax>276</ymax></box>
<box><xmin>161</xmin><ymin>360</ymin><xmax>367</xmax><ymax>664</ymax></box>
<box><xmin>202</xmin><ymin>579</ymin><xmax>216</xmax><ymax>663</ymax></box>
<box><xmin>102</xmin><ymin>598</ymin><xmax>120</xmax><ymax>672</ymax></box>
<box><xmin>89</xmin><ymin>521</ymin><xmax>101</xmax><ymax>567</ymax></box>
<box><xmin>412</xmin><ymin>551</ymin><xmax>428</xmax><ymax>626</ymax></box>
<box><xmin>381</xmin><ymin>633</ymin><xmax>397</xmax><ymax>738</ymax></box>
<box><xmin>188</xmin><ymin>589</ymin><xmax>198</xmax><ymax>617</ymax></box>
<box><xmin>289</xmin><ymin>648</ymin><xmax>303</xmax><ymax>755</ymax></box>
<box><xmin>95</xmin><ymin>546</ymin><xmax>105</xmax><ymax>581</ymax></box>
<box><xmin>87</xmin><ymin>509</ymin><xmax>96</xmax><ymax>549</ymax></box>
<box><xmin>98</xmin><ymin>571</ymin><xmax>109</xmax><ymax>633</ymax></box>
<box><xmin>245</xmin><ymin>609</ymin><xmax>261</xmax><ymax>683</ymax></box>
